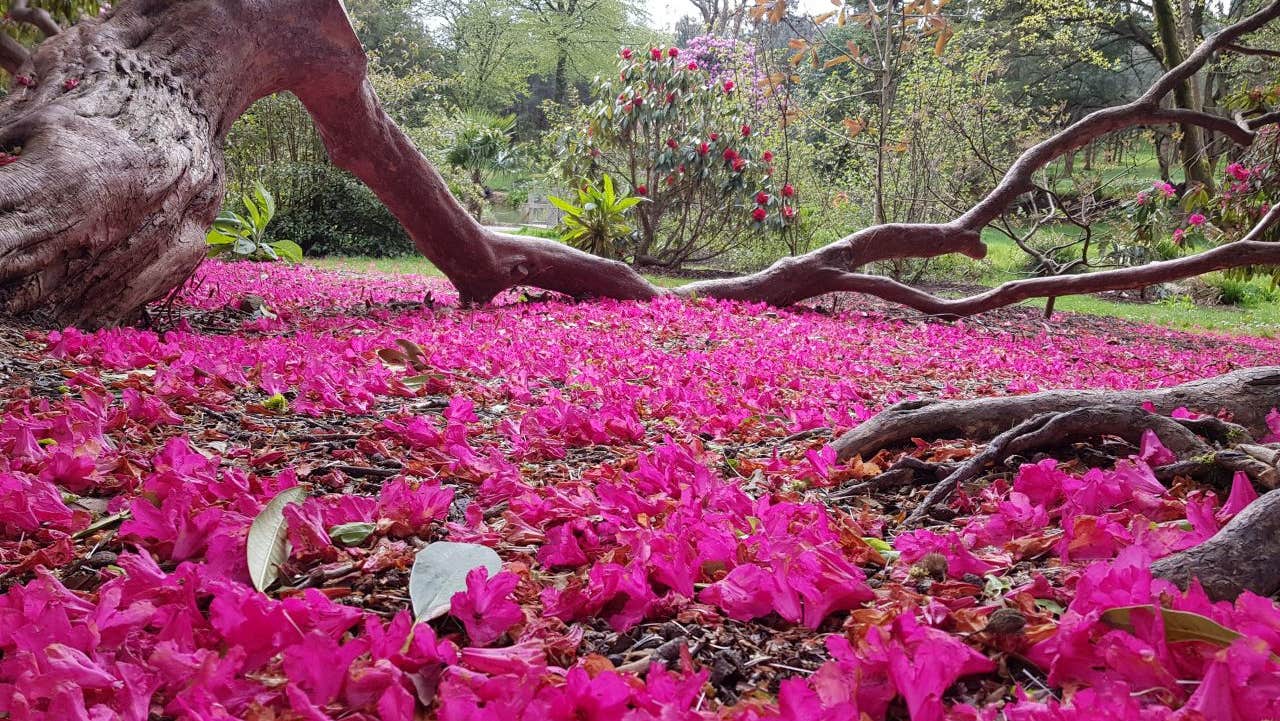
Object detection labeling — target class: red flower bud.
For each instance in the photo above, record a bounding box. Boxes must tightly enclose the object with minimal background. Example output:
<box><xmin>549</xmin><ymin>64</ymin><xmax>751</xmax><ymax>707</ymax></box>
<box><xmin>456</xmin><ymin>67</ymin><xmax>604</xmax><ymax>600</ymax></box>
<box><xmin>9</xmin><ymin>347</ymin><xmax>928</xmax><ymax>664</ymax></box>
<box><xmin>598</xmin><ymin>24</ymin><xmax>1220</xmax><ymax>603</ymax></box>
<box><xmin>687</xmin><ymin>61</ymin><xmax>698</xmax><ymax>71</ymax></box>
<box><xmin>783</xmin><ymin>205</ymin><xmax>797</xmax><ymax>219</ymax></box>
<box><xmin>624</xmin><ymin>103</ymin><xmax>633</xmax><ymax>113</ymax></box>
<box><xmin>666</xmin><ymin>175</ymin><xmax>676</xmax><ymax>185</ymax></box>
<box><xmin>15</xmin><ymin>74</ymin><xmax>35</xmax><ymax>88</ymax></box>
<box><xmin>709</xmin><ymin>133</ymin><xmax>719</xmax><ymax>141</ymax></box>
<box><xmin>0</xmin><ymin>152</ymin><xmax>18</xmax><ymax>167</ymax></box>
<box><xmin>590</xmin><ymin>148</ymin><xmax>601</xmax><ymax>157</ymax></box>
<box><xmin>722</xmin><ymin>148</ymin><xmax>737</xmax><ymax>161</ymax></box>
<box><xmin>741</xmin><ymin>124</ymin><xmax>751</xmax><ymax>136</ymax></box>
<box><xmin>698</xmin><ymin>142</ymin><xmax>709</xmax><ymax>155</ymax></box>
<box><xmin>650</xmin><ymin>48</ymin><xmax>662</xmax><ymax>60</ymax></box>
<box><xmin>723</xmin><ymin>80</ymin><xmax>735</xmax><ymax>93</ymax></box>
<box><xmin>63</xmin><ymin>78</ymin><xmax>80</xmax><ymax>91</ymax></box>
<box><xmin>755</xmin><ymin>191</ymin><xmax>769</xmax><ymax>205</ymax></box>
<box><xmin>678</xmin><ymin>164</ymin><xmax>687</xmax><ymax>173</ymax></box>
<box><xmin>763</xmin><ymin>151</ymin><xmax>774</xmax><ymax>162</ymax></box>
<box><xmin>668</xmin><ymin>47</ymin><xmax>679</xmax><ymax>58</ymax></box>
<box><xmin>732</xmin><ymin>158</ymin><xmax>746</xmax><ymax>172</ymax></box>
<box><xmin>666</xmin><ymin>93</ymin><xmax>675</xmax><ymax>104</ymax></box>
<box><xmin>633</xmin><ymin>96</ymin><xmax>643</xmax><ymax>106</ymax></box>
<box><xmin>752</xmin><ymin>207</ymin><xmax>767</xmax><ymax>221</ymax></box>
<box><xmin>782</xmin><ymin>183</ymin><xmax>795</xmax><ymax>197</ymax></box>
<box><xmin>621</xmin><ymin>47</ymin><xmax>633</xmax><ymax>59</ymax></box>
<box><xmin>667</xmin><ymin>138</ymin><xmax>678</xmax><ymax>149</ymax></box>
<box><xmin>636</xmin><ymin>184</ymin><xmax>648</xmax><ymax>195</ymax></box>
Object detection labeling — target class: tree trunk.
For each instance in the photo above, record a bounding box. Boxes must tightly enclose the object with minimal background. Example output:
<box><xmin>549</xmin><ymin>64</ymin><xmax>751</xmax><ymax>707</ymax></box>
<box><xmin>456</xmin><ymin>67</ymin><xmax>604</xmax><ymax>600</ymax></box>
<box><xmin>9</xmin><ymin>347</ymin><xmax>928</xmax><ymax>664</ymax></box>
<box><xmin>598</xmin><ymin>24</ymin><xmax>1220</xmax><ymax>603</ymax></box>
<box><xmin>1153</xmin><ymin>0</ymin><xmax>1215</xmax><ymax>191</ymax></box>
<box><xmin>554</xmin><ymin>45</ymin><xmax>569</xmax><ymax>107</ymax></box>
<box><xmin>0</xmin><ymin>0</ymin><xmax>658</xmax><ymax>327</ymax></box>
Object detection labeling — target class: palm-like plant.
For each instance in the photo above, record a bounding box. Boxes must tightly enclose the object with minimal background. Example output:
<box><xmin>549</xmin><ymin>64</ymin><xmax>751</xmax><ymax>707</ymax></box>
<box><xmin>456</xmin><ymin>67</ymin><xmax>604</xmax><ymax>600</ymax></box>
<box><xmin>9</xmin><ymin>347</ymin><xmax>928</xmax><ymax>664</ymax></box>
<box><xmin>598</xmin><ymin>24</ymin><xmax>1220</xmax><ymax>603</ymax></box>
<box><xmin>549</xmin><ymin>175</ymin><xmax>642</xmax><ymax>260</ymax></box>
<box><xmin>445</xmin><ymin>111</ymin><xmax>520</xmax><ymax>186</ymax></box>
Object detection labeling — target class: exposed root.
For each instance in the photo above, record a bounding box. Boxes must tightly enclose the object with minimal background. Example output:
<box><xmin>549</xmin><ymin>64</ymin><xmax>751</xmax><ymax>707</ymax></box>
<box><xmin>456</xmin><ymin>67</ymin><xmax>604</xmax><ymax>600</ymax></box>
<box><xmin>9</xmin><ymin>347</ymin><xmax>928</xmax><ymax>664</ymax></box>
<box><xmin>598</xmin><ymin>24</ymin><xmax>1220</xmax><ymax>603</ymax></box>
<box><xmin>902</xmin><ymin>405</ymin><xmax>1212</xmax><ymax>525</ymax></box>
<box><xmin>1152</xmin><ymin>489</ymin><xmax>1280</xmax><ymax>600</ymax></box>
<box><xmin>831</xmin><ymin>366</ymin><xmax>1280</xmax><ymax>463</ymax></box>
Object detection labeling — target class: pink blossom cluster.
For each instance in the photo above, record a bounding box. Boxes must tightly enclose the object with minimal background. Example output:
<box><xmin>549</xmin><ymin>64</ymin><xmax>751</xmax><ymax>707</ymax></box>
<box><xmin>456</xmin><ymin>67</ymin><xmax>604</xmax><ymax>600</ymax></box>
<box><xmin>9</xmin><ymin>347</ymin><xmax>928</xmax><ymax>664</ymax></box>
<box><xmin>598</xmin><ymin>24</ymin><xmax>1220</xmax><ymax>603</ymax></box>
<box><xmin>3</xmin><ymin>260</ymin><xmax>1280</xmax><ymax>719</ymax></box>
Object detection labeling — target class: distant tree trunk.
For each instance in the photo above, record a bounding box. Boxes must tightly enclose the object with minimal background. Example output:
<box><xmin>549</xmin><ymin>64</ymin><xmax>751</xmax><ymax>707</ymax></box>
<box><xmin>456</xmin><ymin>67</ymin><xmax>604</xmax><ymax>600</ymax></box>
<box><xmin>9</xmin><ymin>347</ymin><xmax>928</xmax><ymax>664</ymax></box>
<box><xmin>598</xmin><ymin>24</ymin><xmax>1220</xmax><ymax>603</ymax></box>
<box><xmin>554</xmin><ymin>44</ymin><xmax>569</xmax><ymax>106</ymax></box>
<box><xmin>1153</xmin><ymin>0</ymin><xmax>1215</xmax><ymax>191</ymax></box>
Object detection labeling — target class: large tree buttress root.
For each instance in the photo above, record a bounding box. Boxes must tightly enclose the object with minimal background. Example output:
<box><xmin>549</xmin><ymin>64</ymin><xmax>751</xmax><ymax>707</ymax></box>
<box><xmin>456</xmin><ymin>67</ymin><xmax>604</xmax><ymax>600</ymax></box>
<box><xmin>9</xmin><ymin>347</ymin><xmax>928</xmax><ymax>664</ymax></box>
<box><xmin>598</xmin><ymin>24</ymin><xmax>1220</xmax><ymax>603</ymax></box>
<box><xmin>0</xmin><ymin>0</ymin><xmax>660</xmax><ymax>327</ymax></box>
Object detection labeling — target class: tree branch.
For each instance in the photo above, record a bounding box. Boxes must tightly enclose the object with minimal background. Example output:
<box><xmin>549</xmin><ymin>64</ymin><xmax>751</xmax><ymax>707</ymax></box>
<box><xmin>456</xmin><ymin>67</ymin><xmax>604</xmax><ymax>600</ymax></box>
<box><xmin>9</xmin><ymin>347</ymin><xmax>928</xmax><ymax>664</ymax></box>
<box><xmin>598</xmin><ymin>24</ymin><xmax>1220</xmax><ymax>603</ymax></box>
<box><xmin>1223</xmin><ymin>42</ymin><xmax>1280</xmax><ymax>58</ymax></box>
<box><xmin>9</xmin><ymin>0</ymin><xmax>63</xmax><ymax>38</ymax></box>
<box><xmin>0</xmin><ymin>31</ymin><xmax>30</xmax><ymax>76</ymax></box>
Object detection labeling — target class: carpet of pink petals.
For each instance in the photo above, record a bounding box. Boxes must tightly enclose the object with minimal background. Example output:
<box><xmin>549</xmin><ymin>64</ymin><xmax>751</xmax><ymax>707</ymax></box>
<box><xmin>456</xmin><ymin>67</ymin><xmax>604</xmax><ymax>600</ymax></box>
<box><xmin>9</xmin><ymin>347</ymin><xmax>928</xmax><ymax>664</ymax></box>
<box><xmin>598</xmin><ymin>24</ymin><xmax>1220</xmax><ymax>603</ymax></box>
<box><xmin>4</xmin><ymin>260</ymin><xmax>1280</xmax><ymax>721</ymax></box>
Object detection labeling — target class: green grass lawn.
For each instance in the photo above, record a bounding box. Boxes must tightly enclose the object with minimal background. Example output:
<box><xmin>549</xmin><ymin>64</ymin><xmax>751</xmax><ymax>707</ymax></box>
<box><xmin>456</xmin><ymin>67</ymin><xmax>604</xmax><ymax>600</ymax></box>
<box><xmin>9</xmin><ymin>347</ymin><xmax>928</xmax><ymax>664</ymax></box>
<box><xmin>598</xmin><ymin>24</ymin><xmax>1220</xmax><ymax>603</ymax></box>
<box><xmin>306</xmin><ymin>253</ymin><xmax>1278</xmax><ymax>337</ymax></box>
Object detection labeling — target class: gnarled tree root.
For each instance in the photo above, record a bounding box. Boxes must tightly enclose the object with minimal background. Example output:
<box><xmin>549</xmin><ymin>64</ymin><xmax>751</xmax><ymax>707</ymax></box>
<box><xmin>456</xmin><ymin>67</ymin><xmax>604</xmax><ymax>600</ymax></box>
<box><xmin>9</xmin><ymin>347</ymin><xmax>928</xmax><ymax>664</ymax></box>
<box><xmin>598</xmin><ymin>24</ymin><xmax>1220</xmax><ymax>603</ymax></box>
<box><xmin>832</xmin><ymin>366</ymin><xmax>1280</xmax><ymax>463</ymax></box>
<box><xmin>900</xmin><ymin>405</ymin><xmax>1215</xmax><ymax>525</ymax></box>
<box><xmin>831</xmin><ymin>367</ymin><xmax>1280</xmax><ymax>597</ymax></box>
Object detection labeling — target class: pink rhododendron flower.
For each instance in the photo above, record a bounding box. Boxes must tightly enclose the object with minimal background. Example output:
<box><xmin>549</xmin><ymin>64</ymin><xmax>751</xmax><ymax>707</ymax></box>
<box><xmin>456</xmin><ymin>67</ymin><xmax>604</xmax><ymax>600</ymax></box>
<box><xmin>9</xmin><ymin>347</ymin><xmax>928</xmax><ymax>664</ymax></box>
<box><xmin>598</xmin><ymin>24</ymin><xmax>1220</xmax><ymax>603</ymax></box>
<box><xmin>1263</xmin><ymin>408</ymin><xmax>1280</xmax><ymax>443</ymax></box>
<box><xmin>450</xmin><ymin>567</ymin><xmax>524</xmax><ymax>646</ymax></box>
<box><xmin>377</xmin><ymin>478</ymin><xmax>454</xmax><ymax>537</ymax></box>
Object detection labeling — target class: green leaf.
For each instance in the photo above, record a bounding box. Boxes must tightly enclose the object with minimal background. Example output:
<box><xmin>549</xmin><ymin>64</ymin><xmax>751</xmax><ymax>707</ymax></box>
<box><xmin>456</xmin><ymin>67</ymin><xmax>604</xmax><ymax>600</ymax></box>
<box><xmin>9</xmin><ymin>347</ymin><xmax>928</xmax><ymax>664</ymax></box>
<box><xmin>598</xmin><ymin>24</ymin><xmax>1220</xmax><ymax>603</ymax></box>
<box><xmin>409</xmin><ymin>542</ymin><xmax>502</xmax><ymax>623</ymax></box>
<box><xmin>269</xmin><ymin>239</ymin><xmax>303</xmax><ymax>263</ymax></box>
<box><xmin>246</xmin><ymin>486</ymin><xmax>307</xmax><ymax>592</ymax></box>
<box><xmin>1100</xmin><ymin>605</ymin><xmax>1275</xmax><ymax>658</ymax></box>
<box><xmin>329</xmin><ymin>521</ymin><xmax>377</xmax><ymax>546</ymax></box>
<box><xmin>602</xmin><ymin>173</ymin><xmax>616</xmax><ymax>205</ymax></box>
<box><xmin>548</xmin><ymin>195</ymin><xmax>580</xmax><ymax>215</ymax></box>
<box><xmin>71</xmin><ymin>509</ymin><xmax>132</xmax><ymax>540</ymax></box>
<box><xmin>241</xmin><ymin>193</ymin><xmax>263</xmax><ymax>230</ymax></box>
<box><xmin>263</xmin><ymin>393</ymin><xmax>289</xmax><ymax>412</ymax></box>
<box><xmin>1035</xmin><ymin>599</ymin><xmax>1065</xmax><ymax>615</ymax></box>
<box><xmin>253</xmin><ymin>181</ymin><xmax>276</xmax><ymax>223</ymax></box>
<box><xmin>233</xmin><ymin>237</ymin><xmax>257</xmax><ymax>256</ymax></box>
<box><xmin>214</xmin><ymin>210</ymin><xmax>250</xmax><ymax>233</ymax></box>
<box><xmin>862</xmin><ymin>536</ymin><xmax>893</xmax><ymax>553</ymax></box>
<box><xmin>206</xmin><ymin>229</ymin><xmax>237</xmax><ymax>245</ymax></box>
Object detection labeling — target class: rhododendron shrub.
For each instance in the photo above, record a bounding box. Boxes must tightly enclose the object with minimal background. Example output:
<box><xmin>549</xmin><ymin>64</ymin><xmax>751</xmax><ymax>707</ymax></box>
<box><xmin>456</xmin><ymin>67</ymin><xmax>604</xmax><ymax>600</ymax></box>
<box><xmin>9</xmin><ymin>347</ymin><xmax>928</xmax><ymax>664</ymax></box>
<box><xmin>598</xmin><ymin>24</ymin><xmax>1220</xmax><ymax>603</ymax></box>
<box><xmin>555</xmin><ymin>46</ymin><xmax>795</xmax><ymax>267</ymax></box>
<box><xmin>3</xmin><ymin>261</ymin><xmax>1280</xmax><ymax>719</ymax></box>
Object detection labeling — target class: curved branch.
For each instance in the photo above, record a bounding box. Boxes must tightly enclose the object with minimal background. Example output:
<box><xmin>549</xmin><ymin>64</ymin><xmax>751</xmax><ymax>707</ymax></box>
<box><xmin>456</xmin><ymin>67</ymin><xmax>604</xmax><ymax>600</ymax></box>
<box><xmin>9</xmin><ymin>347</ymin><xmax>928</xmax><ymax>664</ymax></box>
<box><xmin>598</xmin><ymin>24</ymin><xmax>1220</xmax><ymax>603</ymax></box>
<box><xmin>1223</xmin><ymin>42</ymin><xmax>1280</xmax><ymax>58</ymax></box>
<box><xmin>831</xmin><ymin>366</ymin><xmax>1280</xmax><ymax>462</ymax></box>
<box><xmin>289</xmin><ymin>8</ymin><xmax>664</xmax><ymax>307</ymax></box>
<box><xmin>958</xmin><ymin>0</ymin><xmax>1280</xmax><ymax>232</ymax></box>
<box><xmin>1148</xmin><ymin>108</ymin><xmax>1254</xmax><ymax>146</ymax></box>
<box><xmin>9</xmin><ymin>0</ymin><xmax>62</xmax><ymax>38</ymax></box>
<box><xmin>1248</xmin><ymin>110</ymin><xmax>1280</xmax><ymax>131</ymax></box>
<box><xmin>0</xmin><ymin>32</ymin><xmax>30</xmax><ymax>76</ymax></box>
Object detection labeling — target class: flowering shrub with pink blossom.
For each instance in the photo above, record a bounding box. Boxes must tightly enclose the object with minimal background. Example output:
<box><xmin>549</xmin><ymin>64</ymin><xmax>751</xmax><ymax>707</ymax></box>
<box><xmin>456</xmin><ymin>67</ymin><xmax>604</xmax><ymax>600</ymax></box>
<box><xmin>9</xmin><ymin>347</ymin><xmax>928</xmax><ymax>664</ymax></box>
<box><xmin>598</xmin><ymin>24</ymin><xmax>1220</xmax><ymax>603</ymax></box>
<box><xmin>555</xmin><ymin>46</ymin><xmax>793</xmax><ymax>267</ymax></box>
<box><xmin>3</xmin><ymin>259</ymin><xmax>1280</xmax><ymax>719</ymax></box>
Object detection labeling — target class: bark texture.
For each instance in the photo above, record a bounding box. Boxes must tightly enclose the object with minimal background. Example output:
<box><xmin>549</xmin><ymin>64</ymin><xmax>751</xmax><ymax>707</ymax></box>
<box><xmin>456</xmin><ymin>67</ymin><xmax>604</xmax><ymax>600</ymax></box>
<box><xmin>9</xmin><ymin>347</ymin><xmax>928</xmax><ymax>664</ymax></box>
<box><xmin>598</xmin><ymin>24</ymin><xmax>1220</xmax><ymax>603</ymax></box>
<box><xmin>1152</xmin><ymin>489</ymin><xmax>1280</xmax><ymax>600</ymax></box>
<box><xmin>0</xmin><ymin>0</ymin><xmax>658</xmax><ymax>327</ymax></box>
<box><xmin>832</xmin><ymin>366</ymin><xmax>1280</xmax><ymax>462</ymax></box>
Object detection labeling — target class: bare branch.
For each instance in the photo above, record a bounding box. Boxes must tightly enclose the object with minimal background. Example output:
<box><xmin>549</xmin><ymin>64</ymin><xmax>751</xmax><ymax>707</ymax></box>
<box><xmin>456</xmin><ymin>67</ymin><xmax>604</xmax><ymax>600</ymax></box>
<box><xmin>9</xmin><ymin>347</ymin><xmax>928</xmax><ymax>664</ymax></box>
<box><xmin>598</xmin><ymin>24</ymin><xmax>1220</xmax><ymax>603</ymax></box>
<box><xmin>958</xmin><ymin>0</ymin><xmax>1280</xmax><ymax>231</ymax></box>
<box><xmin>9</xmin><ymin>0</ymin><xmax>63</xmax><ymax>38</ymax></box>
<box><xmin>1223</xmin><ymin>42</ymin><xmax>1280</xmax><ymax>58</ymax></box>
<box><xmin>1249</xmin><ymin>110</ymin><xmax>1280</xmax><ymax>131</ymax></box>
<box><xmin>0</xmin><ymin>32</ymin><xmax>30</xmax><ymax>76</ymax></box>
